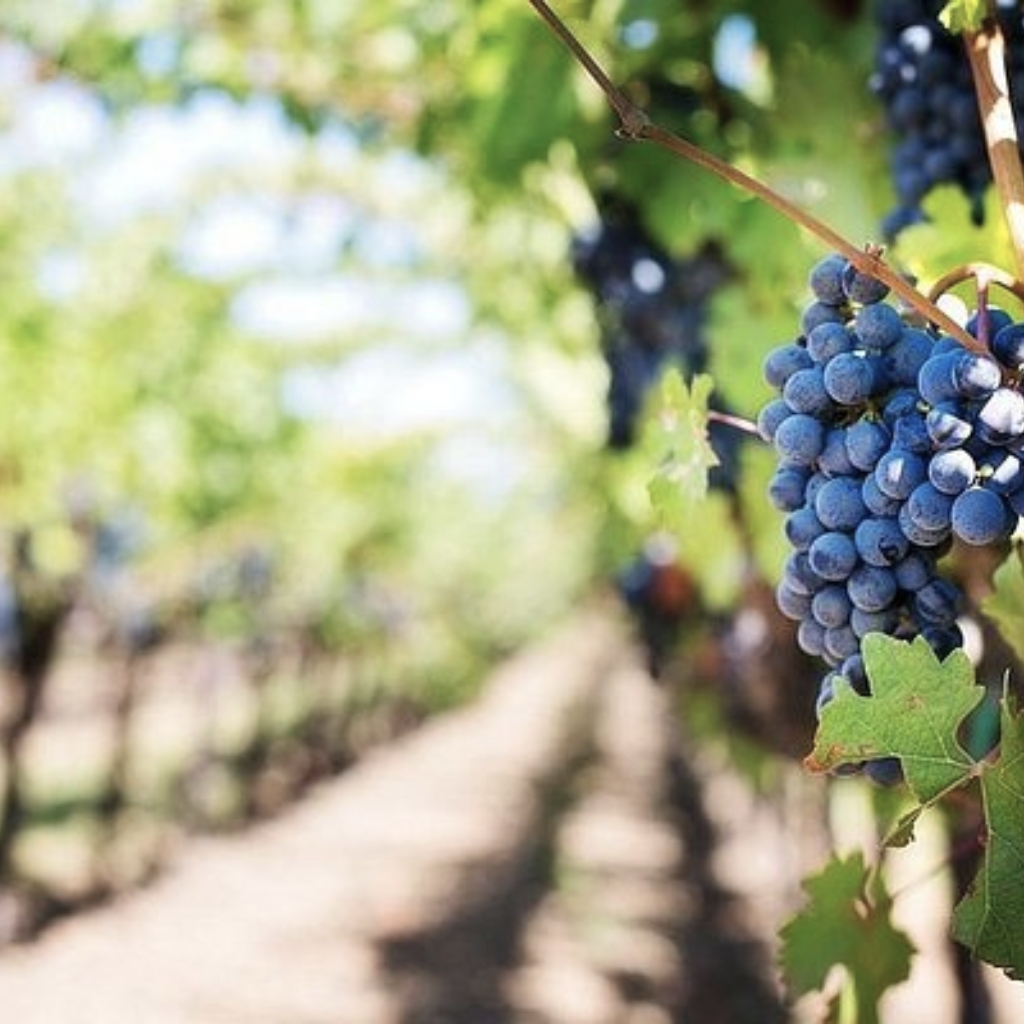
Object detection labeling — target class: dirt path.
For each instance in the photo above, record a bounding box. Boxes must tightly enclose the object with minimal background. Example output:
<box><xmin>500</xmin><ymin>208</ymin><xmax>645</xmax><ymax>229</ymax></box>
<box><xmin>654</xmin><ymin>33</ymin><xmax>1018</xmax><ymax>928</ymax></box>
<box><xmin>2</xmin><ymin>604</ymin><xmax>1005</xmax><ymax>1024</ymax></box>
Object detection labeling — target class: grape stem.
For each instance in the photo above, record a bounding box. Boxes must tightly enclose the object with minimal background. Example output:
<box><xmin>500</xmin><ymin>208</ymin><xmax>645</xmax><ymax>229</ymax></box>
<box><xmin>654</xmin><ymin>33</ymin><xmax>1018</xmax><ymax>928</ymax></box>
<box><xmin>964</xmin><ymin>18</ymin><xmax>1024</xmax><ymax>284</ymax></box>
<box><xmin>524</xmin><ymin>0</ymin><xmax>981</xmax><ymax>352</ymax></box>
<box><xmin>706</xmin><ymin>408</ymin><xmax>760</xmax><ymax>436</ymax></box>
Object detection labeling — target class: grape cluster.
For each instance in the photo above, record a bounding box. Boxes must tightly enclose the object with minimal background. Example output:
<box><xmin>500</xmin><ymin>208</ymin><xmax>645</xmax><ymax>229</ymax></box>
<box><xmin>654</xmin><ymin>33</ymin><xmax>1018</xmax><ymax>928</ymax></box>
<box><xmin>871</xmin><ymin>0</ymin><xmax>1024</xmax><ymax>239</ymax></box>
<box><xmin>760</xmin><ymin>253</ymin><xmax>1023</xmax><ymax>779</ymax></box>
<box><xmin>571</xmin><ymin>194</ymin><xmax>742</xmax><ymax>487</ymax></box>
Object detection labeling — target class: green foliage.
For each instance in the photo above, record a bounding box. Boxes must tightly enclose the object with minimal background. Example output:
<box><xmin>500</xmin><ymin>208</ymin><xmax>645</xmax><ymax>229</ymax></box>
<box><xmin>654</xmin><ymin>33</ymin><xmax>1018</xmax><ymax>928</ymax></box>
<box><xmin>939</xmin><ymin>0</ymin><xmax>990</xmax><ymax>35</ymax></box>
<box><xmin>952</xmin><ymin>695</ymin><xmax>1024</xmax><ymax>980</ymax></box>
<box><xmin>645</xmin><ymin>369</ymin><xmax>718</xmax><ymax>523</ymax></box>
<box><xmin>806</xmin><ymin>635</ymin><xmax>1024</xmax><ymax>979</ymax></box>
<box><xmin>780</xmin><ymin>851</ymin><xmax>915</xmax><ymax>1024</ymax></box>
<box><xmin>982</xmin><ymin>543</ymin><xmax>1024</xmax><ymax>668</ymax></box>
<box><xmin>806</xmin><ymin>635</ymin><xmax>983</xmax><ymax>802</ymax></box>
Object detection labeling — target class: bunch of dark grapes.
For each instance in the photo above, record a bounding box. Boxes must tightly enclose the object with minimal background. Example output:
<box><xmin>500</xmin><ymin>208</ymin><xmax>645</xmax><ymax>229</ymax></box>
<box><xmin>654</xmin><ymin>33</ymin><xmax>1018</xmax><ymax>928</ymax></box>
<box><xmin>871</xmin><ymin>0</ymin><xmax>1024</xmax><ymax>239</ymax></box>
<box><xmin>760</xmin><ymin>252</ymin><xmax>1023</xmax><ymax>782</ymax></box>
<box><xmin>571</xmin><ymin>195</ymin><xmax>741</xmax><ymax>487</ymax></box>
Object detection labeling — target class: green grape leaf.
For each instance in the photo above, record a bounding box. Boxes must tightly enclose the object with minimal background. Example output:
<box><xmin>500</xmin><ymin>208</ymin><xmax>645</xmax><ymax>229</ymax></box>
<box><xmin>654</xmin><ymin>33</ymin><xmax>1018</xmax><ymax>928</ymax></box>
<box><xmin>952</xmin><ymin>695</ymin><xmax>1024</xmax><ymax>980</ymax></box>
<box><xmin>940</xmin><ymin>0</ymin><xmax>990</xmax><ymax>34</ymax></box>
<box><xmin>982</xmin><ymin>544</ymin><xmax>1024</xmax><ymax>668</ymax></box>
<box><xmin>805</xmin><ymin>634</ymin><xmax>984</xmax><ymax>804</ymax></box>
<box><xmin>645</xmin><ymin>370</ymin><xmax>718</xmax><ymax>525</ymax></box>
<box><xmin>780</xmin><ymin>851</ymin><xmax>915</xmax><ymax>1017</ymax></box>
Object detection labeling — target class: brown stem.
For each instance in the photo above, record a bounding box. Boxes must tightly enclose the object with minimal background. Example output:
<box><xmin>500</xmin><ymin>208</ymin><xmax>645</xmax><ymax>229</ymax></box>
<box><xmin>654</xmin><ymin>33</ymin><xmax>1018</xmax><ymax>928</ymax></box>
<box><xmin>525</xmin><ymin>0</ymin><xmax>982</xmax><ymax>352</ymax></box>
<box><xmin>707</xmin><ymin>408</ymin><xmax>760</xmax><ymax>436</ymax></box>
<box><xmin>965</xmin><ymin>21</ymin><xmax>1024</xmax><ymax>282</ymax></box>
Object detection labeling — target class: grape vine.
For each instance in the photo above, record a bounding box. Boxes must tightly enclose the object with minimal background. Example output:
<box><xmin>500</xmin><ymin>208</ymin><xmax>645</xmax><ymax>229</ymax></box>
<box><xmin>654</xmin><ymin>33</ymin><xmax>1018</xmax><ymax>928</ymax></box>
<box><xmin>528</xmin><ymin>0</ymin><xmax>1024</xmax><ymax>1009</ymax></box>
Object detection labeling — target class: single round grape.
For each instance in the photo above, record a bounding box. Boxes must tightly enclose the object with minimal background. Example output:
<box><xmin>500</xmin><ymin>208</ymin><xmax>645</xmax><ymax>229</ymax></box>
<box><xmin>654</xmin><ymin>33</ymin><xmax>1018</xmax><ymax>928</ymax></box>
<box><xmin>906</xmin><ymin>482</ymin><xmax>954</xmax><ymax>532</ymax></box>
<box><xmin>819</xmin><ymin>427</ymin><xmax>858</xmax><ymax>476</ymax></box>
<box><xmin>783</xmin><ymin>366</ymin><xmax>833</xmax><ymax>415</ymax></box>
<box><xmin>862</xmin><ymin>472</ymin><xmax>901</xmax><ymax>516</ymax></box>
<box><xmin>875</xmin><ymin>448</ymin><xmax>927</xmax><ymax>499</ymax></box>
<box><xmin>854</xmin><ymin>302</ymin><xmax>904</xmax><ymax>350</ymax></box>
<box><xmin>807</xmin><ymin>320</ymin><xmax>853</xmax><ymax>364</ymax></box>
<box><xmin>884</xmin><ymin>328</ymin><xmax>933</xmax><ymax>386</ymax></box>
<box><xmin>815</xmin><ymin>475</ymin><xmax>868</xmax><ymax>531</ymax></box>
<box><xmin>824</xmin><ymin>624</ymin><xmax>860</xmax><ymax>662</ymax></box>
<box><xmin>812</xmin><ymin>585</ymin><xmax>854</xmax><ymax>628</ymax></box>
<box><xmin>897</xmin><ymin>502</ymin><xmax>952</xmax><ymax>547</ymax></box>
<box><xmin>854</xmin><ymin>515</ymin><xmax>910</xmax><ymax>566</ymax></box>
<box><xmin>769</xmin><ymin>467</ymin><xmax>810</xmax><ymax>512</ymax></box>
<box><xmin>848</xmin><ymin>563</ymin><xmax>897</xmax><ymax>613</ymax></box>
<box><xmin>917</xmin><ymin>351</ymin><xmax>961</xmax><ymax>406</ymax></box>
<box><xmin>842</xmin><ymin>264</ymin><xmax>889</xmax><ymax>304</ymax></box>
<box><xmin>845</xmin><ymin>418</ymin><xmax>892</xmax><ymax>471</ymax></box>
<box><xmin>785</xmin><ymin>506</ymin><xmax>827</xmax><ymax>551</ymax></box>
<box><xmin>765</xmin><ymin>342</ymin><xmax>814</xmax><ymax>389</ymax></box>
<box><xmin>926</xmin><ymin>402</ymin><xmax>972</xmax><ymax>449</ymax></box>
<box><xmin>850</xmin><ymin>605</ymin><xmax>901</xmax><ymax>639</ymax></box>
<box><xmin>928</xmin><ymin>447</ymin><xmax>976</xmax><ymax>495</ymax></box>
<box><xmin>756</xmin><ymin>398</ymin><xmax>791</xmax><ymax>442</ymax></box>
<box><xmin>809</xmin><ymin>254</ymin><xmax>849</xmax><ymax>305</ymax></box>
<box><xmin>977</xmin><ymin>387</ymin><xmax>1024</xmax><ymax>445</ymax></box>
<box><xmin>797</xmin><ymin>617</ymin><xmax>827</xmax><ymax>657</ymax></box>
<box><xmin>809</xmin><ymin>531</ymin><xmax>860</xmax><ymax>581</ymax></box>
<box><xmin>951</xmin><ymin>486</ymin><xmax>1014</xmax><ymax>545</ymax></box>
<box><xmin>824</xmin><ymin>352</ymin><xmax>878</xmax><ymax>405</ymax></box>
<box><xmin>993</xmin><ymin>321</ymin><xmax>1024</xmax><ymax>372</ymax></box>
<box><xmin>777</xmin><ymin>580</ymin><xmax>813</xmax><ymax>621</ymax></box>
<box><xmin>774</xmin><ymin>413</ymin><xmax>824</xmax><ymax>467</ymax></box>
<box><xmin>953</xmin><ymin>352</ymin><xmax>1001</xmax><ymax>399</ymax></box>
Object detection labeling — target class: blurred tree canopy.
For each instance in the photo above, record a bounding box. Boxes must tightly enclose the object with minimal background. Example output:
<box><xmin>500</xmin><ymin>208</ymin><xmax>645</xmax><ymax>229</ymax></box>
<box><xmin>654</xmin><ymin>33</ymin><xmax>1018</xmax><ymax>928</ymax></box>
<box><xmin>0</xmin><ymin>0</ymin><xmax>1017</xmax><ymax>667</ymax></box>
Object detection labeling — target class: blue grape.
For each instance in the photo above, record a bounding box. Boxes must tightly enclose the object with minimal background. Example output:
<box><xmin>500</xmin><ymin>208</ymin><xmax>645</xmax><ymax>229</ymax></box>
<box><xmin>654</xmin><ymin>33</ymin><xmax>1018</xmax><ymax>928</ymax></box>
<box><xmin>993</xmin><ymin>321</ymin><xmax>1024</xmax><ymax>371</ymax></box>
<box><xmin>884</xmin><ymin>329</ymin><xmax>932</xmax><ymax>385</ymax></box>
<box><xmin>824</xmin><ymin>625</ymin><xmax>860</xmax><ymax>662</ymax></box>
<box><xmin>774</xmin><ymin>413</ymin><xmax>824</xmax><ymax>466</ymax></box>
<box><xmin>783</xmin><ymin>366</ymin><xmax>833</xmax><ymax>415</ymax></box>
<box><xmin>777</xmin><ymin>580</ymin><xmax>813</xmax><ymax>621</ymax></box>
<box><xmin>925</xmin><ymin>402</ymin><xmax>972</xmax><ymax>449</ymax></box>
<box><xmin>797</xmin><ymin>618</ymin><xmax>827</xmax><ymax>657</ymax></box>
<box><xmin>928</xmin><ymin>447</ymin><xmax>976</xmax><ymax>494</ymax></box>
<box><xmin>893</xmin><ymin>550</ymin><xmax>936</xmax><ymax>590</ymax></box>
<box><xmin>906</xmin><ymin>482</ymin><xmax>954</xmax><ymax>531</ymax></box>
<box><xmin>913</xmin><ymin>578</ymin><xmax>962</xmax><ymax>627</ymax></box>
<box><xmin>953</xmin><ymin>352</ymin><xmax>1001</xmax><ymax>399</ymax></box>
<box><xmin>815</xmin><ymin>476</ymin><xmax>868</xmax><ymax>531</ymax></box>
<box><xmin>769</xmin><ymin>467</ymin><xmax>810</xmax><ymax>512</ymax></box>
<box><xmin>764</xmin><ymin>342</ymin><xmax>814</xmax><ymax>389</ymax></box>
<box><xmin>845</xmin><ymin>419</ymin><xmax>892</xmax><ymax>471</ymax></box>
<box><xmin>819</xmin><ymin>428</ymin><xmax>858</xmax><ymax>476</ymax></box>
<box><xmin>824</xmin><ymin>352</ymin><xmax>878</xmax><ymax>405</ymax></box>
<box><xmin>842</xmin><ymin>264</ymin><xmax>889</xmax><ymax>304</ymax></box>
<box><xmin>785</xmin><ymin>506</ymin><xmax>827</xmax><ymax>551</ymax></box>
<box><xmin>802</xmin><ymin>301</ymin><xmax>847</xmax><ymax>335</ymax></box>
<box><xmin>875</xmin><ymin>448</ymin><xmax>927</xmax><ymax>499</ymax></box>
<box><xmin>807</xmin><ymin>321</ymin><xmax>853</xmax><ymax>364</ymax></box>
<box><xmin>809</xmin><ymin>531</ymin><xmax>860</xmax><ymax>581</ymax></box>
<box><xmin>951</xmin><ymin>486</ymin><xmax>1014</xmax><ymax>545</ymax></box>
<box><xmin>756</xmin><ymin>398</ymin><xmax>791</xmax><ymax>442</ymax></box>
<box><xmin>850</xmin><ymin>605</ymin><xmax>900</xmax><ymax>639</ymax></box>
<box><xmin>977</xmin><ymin>387</ymin><xmax>1024</xmax><ymax>445</ymax></box>
<box><xmin>809</xmin><ymin>254</ymin><xmax>848</xmax><ymax>305</ymax></box>
<box><xmin>862</xmin><ymin>472</ymin><xmax>901</xmax><ymax>516</ymax></box>
<box><xmin>854</xmin><ymin>302</ymin><xmax>904</xmax><ymax>350</ymax></box>
<box><xmin>812</xmin><ymin>585</ymin><xmax>854</xmax><ymax>628</ymax></box>
<box><xmin>917</xmin><ymin>351</ymin><xmax>961</xmax><ymax>405</ymax></box>
<box><xmin>897</xmin><ymin>502</ymin><xmax>951</xmax><ymax>547</ymax></box>
<box><xmin>854</xmin><ymin>516</ymin><xmax>910</xmax><ymax>567</ymax></box>
<box><xmin>847</xmin><ymin>564</ymin><xmax>898</xmax><ymax>613</ymax></box>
